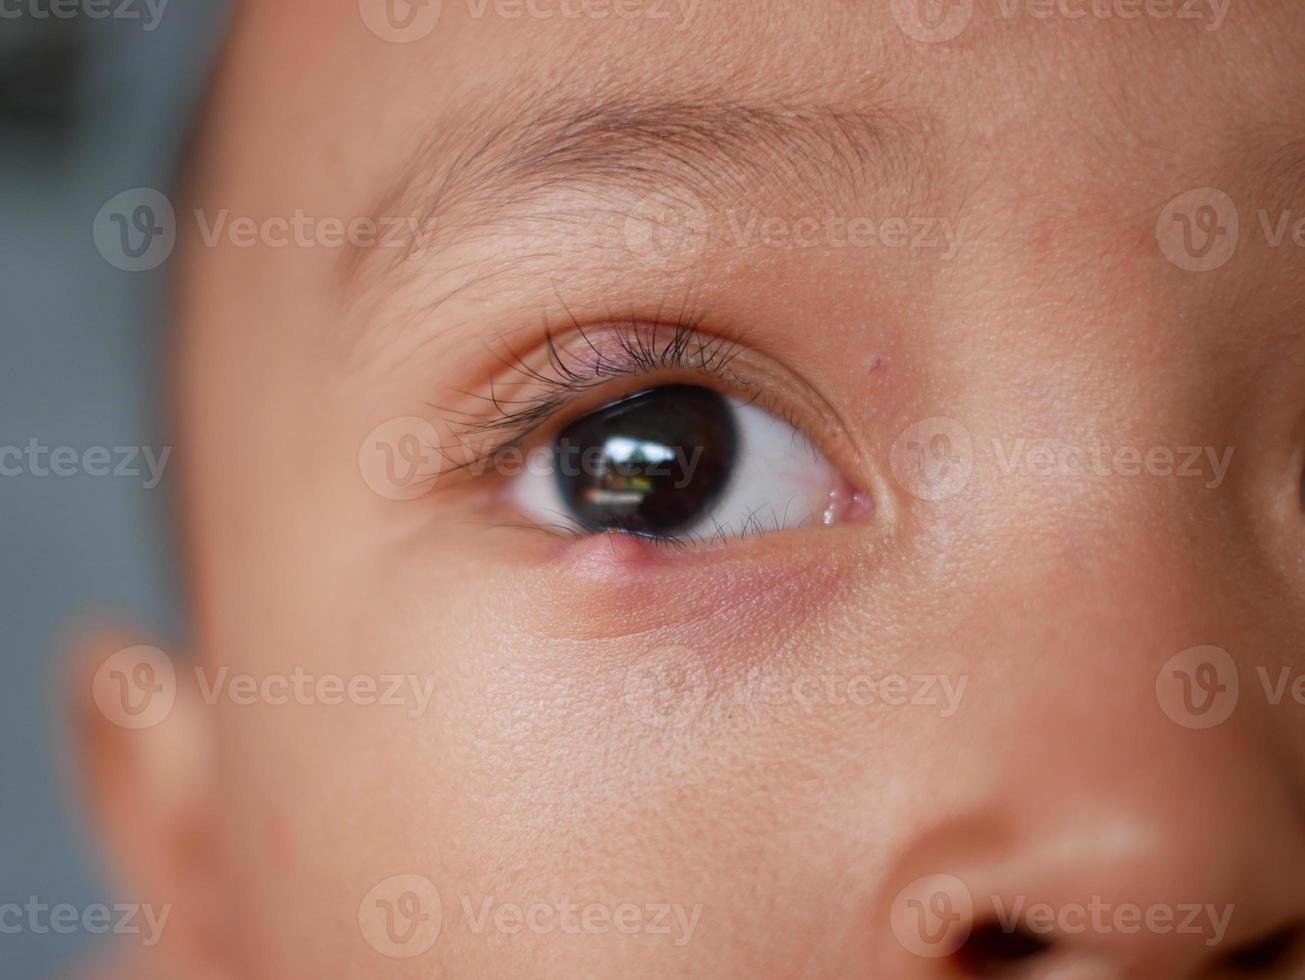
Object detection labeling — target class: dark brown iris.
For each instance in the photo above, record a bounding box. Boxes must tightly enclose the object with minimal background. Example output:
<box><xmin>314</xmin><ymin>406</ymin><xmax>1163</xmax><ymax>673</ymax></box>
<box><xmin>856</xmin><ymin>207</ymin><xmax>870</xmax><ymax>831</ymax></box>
<box><xmin>554</xmin><ymin>385</ymin><xmax>738</xmax><ymax>537</ymax></box>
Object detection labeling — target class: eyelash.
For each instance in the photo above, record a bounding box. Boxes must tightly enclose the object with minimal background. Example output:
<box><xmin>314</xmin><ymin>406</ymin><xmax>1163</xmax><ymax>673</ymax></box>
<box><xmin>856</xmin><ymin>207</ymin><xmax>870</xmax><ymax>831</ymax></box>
<box><xmin>433</xmin><ymin>313</ymin><xmax>760</xmax><ymax>478</ymax></box>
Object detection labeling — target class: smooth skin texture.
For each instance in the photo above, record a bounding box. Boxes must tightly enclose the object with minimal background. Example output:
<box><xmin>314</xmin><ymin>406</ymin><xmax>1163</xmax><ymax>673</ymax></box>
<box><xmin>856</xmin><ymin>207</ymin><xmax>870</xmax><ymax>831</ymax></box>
<box><xmin>74</xmin><ymin>1</ymin><xmax>1305</xmax><ymax>977</ymax></box>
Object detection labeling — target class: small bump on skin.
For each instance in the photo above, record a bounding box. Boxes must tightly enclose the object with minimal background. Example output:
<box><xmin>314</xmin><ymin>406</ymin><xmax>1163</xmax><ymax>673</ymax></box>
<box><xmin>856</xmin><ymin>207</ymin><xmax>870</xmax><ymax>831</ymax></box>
<box><xmin>561</xmin><ymin>528</ymin><xmax>670</xmax><ymax>579</ymax></box>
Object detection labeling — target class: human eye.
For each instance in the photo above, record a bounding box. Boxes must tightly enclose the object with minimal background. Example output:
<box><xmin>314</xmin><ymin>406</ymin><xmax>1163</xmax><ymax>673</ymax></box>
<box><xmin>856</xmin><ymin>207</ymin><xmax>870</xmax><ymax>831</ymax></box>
<box><xmin>446</xmin><ymin>318</ymin><xmax>869</xmax><ymax>547</ymax></box>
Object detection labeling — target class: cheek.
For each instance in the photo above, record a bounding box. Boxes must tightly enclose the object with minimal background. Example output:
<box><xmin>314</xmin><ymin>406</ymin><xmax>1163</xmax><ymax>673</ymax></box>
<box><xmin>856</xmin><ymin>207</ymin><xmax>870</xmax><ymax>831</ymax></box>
<box><xmin>204</xmin><ymin>520</ymin><xmax>921</xmax><ymax>977</ymax></box>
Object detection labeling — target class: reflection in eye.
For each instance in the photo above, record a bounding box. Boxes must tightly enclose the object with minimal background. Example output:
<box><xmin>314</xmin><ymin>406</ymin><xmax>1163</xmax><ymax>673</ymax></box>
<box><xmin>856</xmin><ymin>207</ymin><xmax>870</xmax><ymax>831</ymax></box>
<box><xmin>509</xmin><ymin>384</ymin><xmax>853</xmax><ymax>542</ymax></box>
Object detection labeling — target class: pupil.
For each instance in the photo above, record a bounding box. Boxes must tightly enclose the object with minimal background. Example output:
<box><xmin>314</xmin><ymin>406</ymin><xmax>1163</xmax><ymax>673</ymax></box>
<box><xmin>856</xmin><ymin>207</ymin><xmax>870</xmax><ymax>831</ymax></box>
<box><xmin>554</xmin><ymin>385</ymin><xmax>738</xmax><ymax>536</ymax></box>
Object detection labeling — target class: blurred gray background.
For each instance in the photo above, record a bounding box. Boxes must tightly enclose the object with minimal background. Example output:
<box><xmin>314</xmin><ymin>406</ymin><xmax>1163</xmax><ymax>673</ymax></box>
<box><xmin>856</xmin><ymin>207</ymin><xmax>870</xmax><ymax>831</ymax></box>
<box><xmin>1</xmin><ymin>5</ymin><xmax>229</xmax><ymax>976</ymax></box>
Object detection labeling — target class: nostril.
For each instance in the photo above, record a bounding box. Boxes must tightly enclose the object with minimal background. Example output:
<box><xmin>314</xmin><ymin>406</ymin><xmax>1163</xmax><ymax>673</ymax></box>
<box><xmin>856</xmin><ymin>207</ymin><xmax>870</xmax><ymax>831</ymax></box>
<box><xmin>1221</xmin><ymin>921</ymin><xmax>1303</xmax><ymax>974</ymax></box>
<box><xmin>953</xmin><ymin>919</ymin><xmax>1055</xmax><ymax>977</ymax></box>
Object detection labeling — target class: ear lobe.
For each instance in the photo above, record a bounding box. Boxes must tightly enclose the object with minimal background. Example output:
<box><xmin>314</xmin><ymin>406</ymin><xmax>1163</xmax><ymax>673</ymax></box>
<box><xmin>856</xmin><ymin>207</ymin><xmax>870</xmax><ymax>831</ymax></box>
<box><xmin>65</xmin><ymin>625</ymin><xmax>222</xmax><ymax>974</ymax></box>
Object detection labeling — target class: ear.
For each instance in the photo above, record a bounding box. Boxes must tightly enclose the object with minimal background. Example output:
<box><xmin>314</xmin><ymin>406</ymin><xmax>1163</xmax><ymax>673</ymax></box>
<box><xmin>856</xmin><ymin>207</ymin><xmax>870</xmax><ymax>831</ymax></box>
<box><xmin>65</xmin><ymin>624</ymin><xmax>225</xmax><ymax>977</ymax></box>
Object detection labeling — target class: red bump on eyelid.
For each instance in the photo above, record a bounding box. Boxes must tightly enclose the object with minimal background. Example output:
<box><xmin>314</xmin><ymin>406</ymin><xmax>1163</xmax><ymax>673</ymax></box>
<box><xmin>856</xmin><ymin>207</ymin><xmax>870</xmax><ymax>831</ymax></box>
<box><xmin>561</xmin><ymin>530</ymin><xmax>668</xmax><ymax>580</ymax></box>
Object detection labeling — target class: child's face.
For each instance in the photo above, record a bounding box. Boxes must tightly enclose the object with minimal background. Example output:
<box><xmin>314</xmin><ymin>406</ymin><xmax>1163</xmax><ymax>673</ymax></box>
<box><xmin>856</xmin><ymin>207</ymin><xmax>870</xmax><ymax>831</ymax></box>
<box><xmin>97</xmin><ymin>1</ymin><xmax>1305</xmax><ymax>976</ymax></box>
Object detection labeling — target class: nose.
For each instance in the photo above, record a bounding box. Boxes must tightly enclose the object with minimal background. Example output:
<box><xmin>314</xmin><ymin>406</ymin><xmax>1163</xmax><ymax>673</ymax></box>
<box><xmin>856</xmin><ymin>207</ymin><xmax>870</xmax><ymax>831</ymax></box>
<box><xmin>873</xmin><ymin>690</ymin><xmax>1305</xmax><ymax>979</ymax></box>
<box><xmin>847</xmin><ymin>441</ymin><xmax>1305</xmax><ymax>980</ymax></box>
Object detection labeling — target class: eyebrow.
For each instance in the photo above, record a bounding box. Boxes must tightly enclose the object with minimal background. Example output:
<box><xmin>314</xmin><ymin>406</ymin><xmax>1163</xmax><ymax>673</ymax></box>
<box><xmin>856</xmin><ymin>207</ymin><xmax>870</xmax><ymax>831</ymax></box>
<box><xmin>346</xmin><ymin>90</ymin><xmax>932</xmax><ymax>289</ymax></box>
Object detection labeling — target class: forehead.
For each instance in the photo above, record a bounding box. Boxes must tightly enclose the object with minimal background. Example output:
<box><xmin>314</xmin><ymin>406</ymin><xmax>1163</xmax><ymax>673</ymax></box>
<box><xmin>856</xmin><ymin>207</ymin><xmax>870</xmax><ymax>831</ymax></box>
<box><xmin>183</xmin><ymin>0</ymin><xmax>1305</xmax><ymax>366</ymax></box>
<box><xmin>205</xmin><ymin>0</ymin><xmax>1305</xmax><ymax>180</ymax></box>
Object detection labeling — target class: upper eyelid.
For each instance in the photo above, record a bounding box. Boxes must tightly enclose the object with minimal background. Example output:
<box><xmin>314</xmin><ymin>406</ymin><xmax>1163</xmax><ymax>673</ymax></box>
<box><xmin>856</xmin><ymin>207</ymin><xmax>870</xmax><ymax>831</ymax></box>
<box><xmin>428</xmin><ymin>319</ymin><xmax>759</xmax><ymax>473</ymax></box>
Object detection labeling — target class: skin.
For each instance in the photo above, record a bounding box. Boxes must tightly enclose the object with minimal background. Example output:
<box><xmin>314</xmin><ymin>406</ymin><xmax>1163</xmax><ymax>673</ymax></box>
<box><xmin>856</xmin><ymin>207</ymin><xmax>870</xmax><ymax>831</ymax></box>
<box><xmin>73</xmin><ymin>0</ymin><xmax>1305</xmax><ymax>977</ymax></box>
